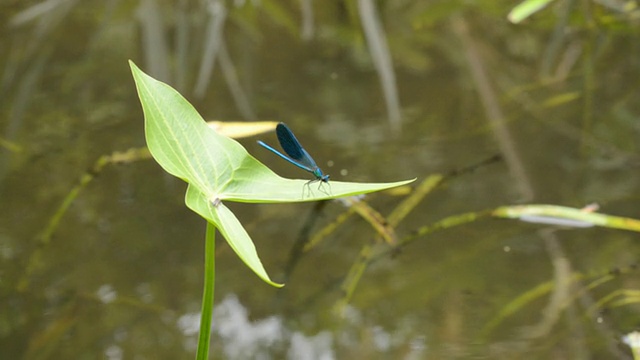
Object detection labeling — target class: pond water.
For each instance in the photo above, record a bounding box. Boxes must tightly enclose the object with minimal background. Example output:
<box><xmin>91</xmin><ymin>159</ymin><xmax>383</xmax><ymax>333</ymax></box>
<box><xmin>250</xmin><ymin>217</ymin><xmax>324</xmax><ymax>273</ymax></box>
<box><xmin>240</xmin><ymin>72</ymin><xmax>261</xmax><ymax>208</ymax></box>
<box><xmin>1</xmin><ymin>1</ymin><xmax>640</xmax><ymax>359</ymax></box>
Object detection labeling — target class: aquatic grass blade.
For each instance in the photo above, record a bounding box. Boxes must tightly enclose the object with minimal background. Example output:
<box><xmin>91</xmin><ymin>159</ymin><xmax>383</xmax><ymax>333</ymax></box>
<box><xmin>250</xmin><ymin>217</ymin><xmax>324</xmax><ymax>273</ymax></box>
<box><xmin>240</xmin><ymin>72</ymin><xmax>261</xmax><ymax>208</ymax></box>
<box><xmin>508</xmin><ymin>0</ymin><xmax>555</xmax><ymax>23</ymax></box>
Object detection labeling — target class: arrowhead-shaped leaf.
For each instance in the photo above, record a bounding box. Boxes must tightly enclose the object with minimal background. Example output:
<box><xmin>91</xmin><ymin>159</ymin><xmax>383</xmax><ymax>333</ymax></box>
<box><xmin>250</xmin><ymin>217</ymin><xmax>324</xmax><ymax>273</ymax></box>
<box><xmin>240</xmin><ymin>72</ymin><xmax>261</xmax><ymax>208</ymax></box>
<box><xmin>129</xmin><ymin>60</ymin><xmax>415</xmax><ymax>286</ymax></box>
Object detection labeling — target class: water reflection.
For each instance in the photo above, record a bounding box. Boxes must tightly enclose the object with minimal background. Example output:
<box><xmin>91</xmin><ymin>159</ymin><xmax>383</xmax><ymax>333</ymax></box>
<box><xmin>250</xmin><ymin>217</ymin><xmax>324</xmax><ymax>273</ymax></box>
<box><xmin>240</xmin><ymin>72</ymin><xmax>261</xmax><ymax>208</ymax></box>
<box><xmin>180</xmin><ymin>294</ymin><xmax>427</xmax><ymax>359</ymax></box>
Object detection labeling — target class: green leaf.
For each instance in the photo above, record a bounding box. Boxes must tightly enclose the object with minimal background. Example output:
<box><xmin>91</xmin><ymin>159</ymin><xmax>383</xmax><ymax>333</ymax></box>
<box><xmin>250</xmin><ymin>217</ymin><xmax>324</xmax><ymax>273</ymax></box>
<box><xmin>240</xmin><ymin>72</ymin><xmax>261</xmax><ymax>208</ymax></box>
<box><xmin>129</xmin><ymin>60</ymin><xmax>415</xmax><ymax>286</ymax></box>
<box><xmin>186</xmin><ymin>185</ymin><xmax>281</xmax><ymax>287</ymax></box>
<box><xmin>508</xmin><ymin>0</ymin><xmax>555</xmax><ymax>24</ymax></box>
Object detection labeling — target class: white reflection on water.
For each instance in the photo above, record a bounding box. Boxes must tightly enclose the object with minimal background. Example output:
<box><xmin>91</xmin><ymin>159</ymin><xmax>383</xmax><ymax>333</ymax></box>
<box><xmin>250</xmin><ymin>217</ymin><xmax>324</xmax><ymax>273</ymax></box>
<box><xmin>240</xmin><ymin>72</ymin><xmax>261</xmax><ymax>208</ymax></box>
<box><xmin>104</xmin><ymin>344</ymin><xmax>123</xmax><ymax>360</ymax></box>
<box><xmin>96</xmin><ymin>284</ymin><xmax>117</xmax><ymax>304</ymax></box>
<box><xmin>175</xmin><ymin>295</ymin><xmax>425</xmax><ymax>358</ymax></box>
<box><xmin>177</xmin><ymin>294</ymin><xmax>336</xmax><ymax>359</ymax></box>
<box><xmin>288</xmin><ymin>331</ymin><xmax>334</xmax><ymax>360</ymax></box>
<box><xmin>212</xmin><ymin>294</ymin><xmax>282</xmax><ymax>358</ymax></box>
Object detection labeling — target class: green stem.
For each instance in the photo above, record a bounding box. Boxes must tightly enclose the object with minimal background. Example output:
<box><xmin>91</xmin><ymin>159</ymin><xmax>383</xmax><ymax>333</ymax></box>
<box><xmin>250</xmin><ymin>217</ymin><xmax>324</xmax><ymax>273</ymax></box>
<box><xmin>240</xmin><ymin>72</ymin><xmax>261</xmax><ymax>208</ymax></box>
<box><xmin>196</xmin><ymin>222</ymin><xmax>216</xmax><ymax>360</ymax></box>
